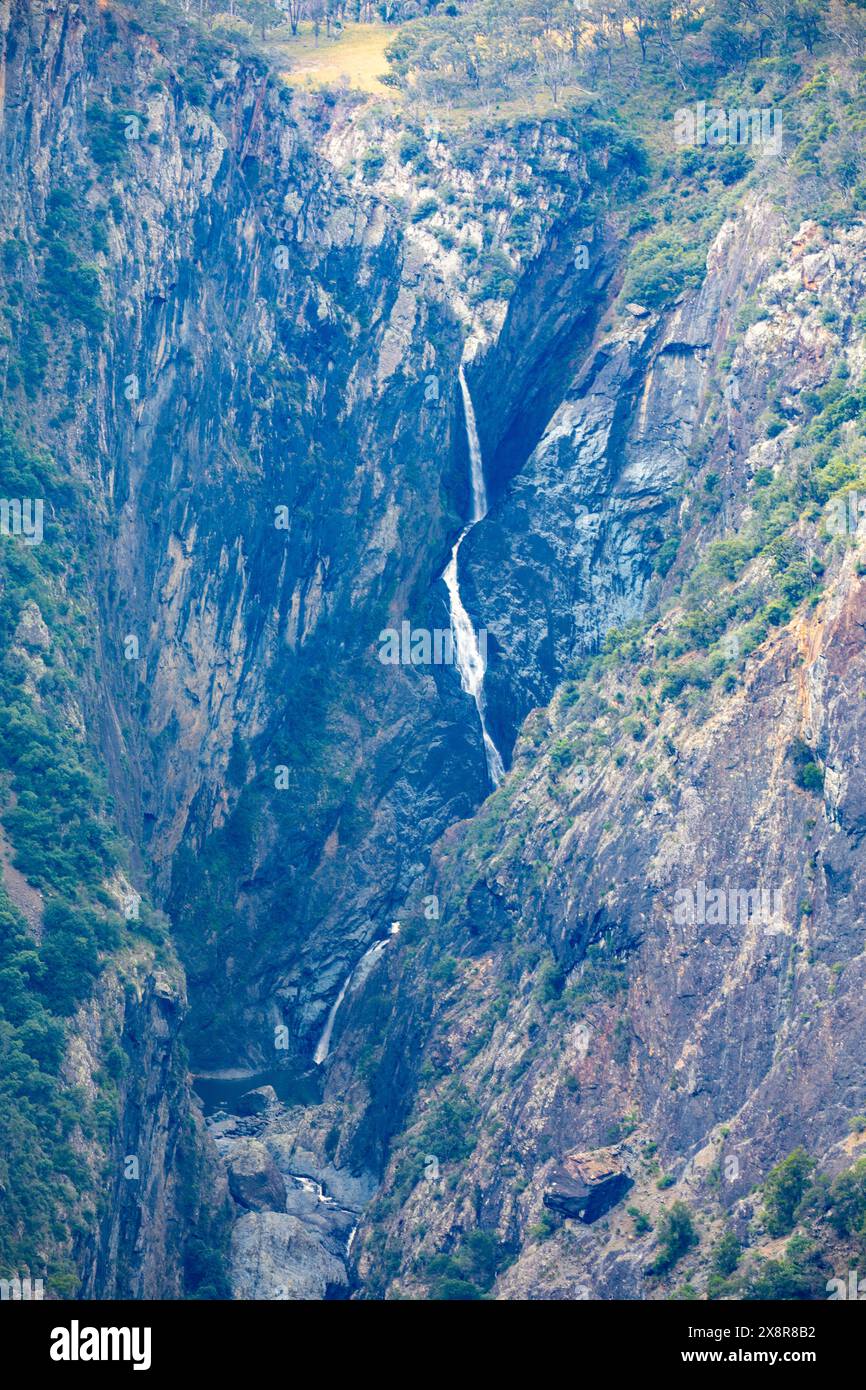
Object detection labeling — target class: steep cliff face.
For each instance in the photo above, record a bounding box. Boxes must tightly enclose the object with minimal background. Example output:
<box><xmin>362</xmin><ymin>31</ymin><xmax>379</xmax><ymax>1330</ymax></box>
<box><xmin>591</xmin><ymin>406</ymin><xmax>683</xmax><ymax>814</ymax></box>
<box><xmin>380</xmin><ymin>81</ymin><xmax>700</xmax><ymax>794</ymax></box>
<box><xmin>464</xmin><ymin>199</ymin><xmax>781</xmax><ymax>757</ymax></box>
<box><xmin>0</xmin><ymin>1</ymin><xmax>239</xmax><ymax>1297</ymax></box>
<box><xmin>1</xmin><ymin>0</ymin><xmax>658</xmax><ymax>1091</ymax></box>
<box><xmin>346</xmin><ymin>203</ymin><xmax>866</xmax><ymax>1298</ymax></box>
<box><xmin>2</xmin><ymin>0</ymin><xmax>580</xmax><ymax>1292</ymax></box>
<box><xmin>2</xmin><ymin>0</ymin><xmax>471</xmax><ymax>1081</ymax></box>
<box><xmin>70</xmin><ymin>959</ymin><xmax>232</xmax><ymax>1299</ymax></box>
<box><xmin>4</xmin><ymin>0</ymin><xmax>866</xmax><ymax>1304</ymax></box>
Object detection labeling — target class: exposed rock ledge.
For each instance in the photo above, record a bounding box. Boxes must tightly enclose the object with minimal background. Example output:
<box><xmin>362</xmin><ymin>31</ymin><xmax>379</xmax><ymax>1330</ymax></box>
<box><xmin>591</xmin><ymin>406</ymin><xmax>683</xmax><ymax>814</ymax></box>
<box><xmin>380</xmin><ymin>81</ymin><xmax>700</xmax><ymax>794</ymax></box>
<box><xmin>543</xmin><ymin>1145</ymin><xmax>634</xmax><ymax>1224</ymax></box>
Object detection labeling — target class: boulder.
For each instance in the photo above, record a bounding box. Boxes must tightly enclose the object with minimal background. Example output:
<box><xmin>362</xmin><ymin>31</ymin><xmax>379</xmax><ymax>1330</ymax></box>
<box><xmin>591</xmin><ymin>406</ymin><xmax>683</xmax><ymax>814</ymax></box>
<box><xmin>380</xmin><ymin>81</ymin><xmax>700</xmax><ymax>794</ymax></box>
<box><xmin>235</xmin><ymin>1084</ymin><xmax>277</xmax><ymax>1117</ymax></box>
<box><xmin>543</xmin><ymin>1146</ymin><xmax>633</xmax><ymax>1223</ymax></box>
<box><xmin>230</xmin><ymin>1212</ymin><xmax>349</xmax><ymax>1300</ymax></box>
<box><xmin>226</xmin><ymin>1139</ymin><xmax>286</xmax><ymax>1213</ymax></box>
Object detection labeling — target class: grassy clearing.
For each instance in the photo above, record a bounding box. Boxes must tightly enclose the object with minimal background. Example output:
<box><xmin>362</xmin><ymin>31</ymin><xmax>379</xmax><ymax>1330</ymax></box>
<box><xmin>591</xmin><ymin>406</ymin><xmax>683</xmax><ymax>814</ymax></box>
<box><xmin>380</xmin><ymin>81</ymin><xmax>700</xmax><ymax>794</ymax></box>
<box><xmin>265</xmin><ymin>21</ymin><xmax>399</xmax><ymax>95</ymax></box>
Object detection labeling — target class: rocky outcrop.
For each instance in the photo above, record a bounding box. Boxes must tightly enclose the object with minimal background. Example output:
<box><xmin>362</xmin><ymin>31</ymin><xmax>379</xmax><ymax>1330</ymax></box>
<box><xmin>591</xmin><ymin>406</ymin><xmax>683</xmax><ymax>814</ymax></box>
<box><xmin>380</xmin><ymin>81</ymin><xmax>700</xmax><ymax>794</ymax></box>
<box><xmin>235</xmin><ymin>1086</ymin><xmax>277</xmax><ymax>1118</ymax></box>
<box><xmin>464</xmin><ymin>198</ymin><xmax>783</xmax><ymax>758</ymax></box>
<box><xmin>230</xmin><ymin>1212</ymin><xmax>349</xmax><ymax>1301</ymax></box>
<box><xmin>209</xmin><ymin>1089</ymin><xmax>366</xmax><ymax>1298</ymax></box>
<box><xmin>543</xmin><ymin>1148</ymin><xmax>634</xmax><ymax>1224</ymax></box>
<box><xmin>226</xmin><ymin>1140</ymin><xmax>287</xmax><ymax>1213</ymax></box>
<box><xmin>348</xmin><ymin>200</ymin><xmax>866</xmax><ymax>1299</ymax></box>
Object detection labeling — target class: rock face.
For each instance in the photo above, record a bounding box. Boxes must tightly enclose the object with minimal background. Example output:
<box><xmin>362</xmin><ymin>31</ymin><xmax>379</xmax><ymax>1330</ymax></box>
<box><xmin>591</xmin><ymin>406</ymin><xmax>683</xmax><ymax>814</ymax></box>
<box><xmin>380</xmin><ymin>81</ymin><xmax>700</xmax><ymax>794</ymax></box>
<box><xmin>346</xmin><ymin>199</ymin><xmax>866</xmax><ymax>1299</ymax></box>
<box><xmin>226</xmin><ymin>1140</ymin><xmax>286</xmax><ymax>1213</ymax></box>
<box><xmin>5</xmin><ymin>0</ymin><xmax>866</xmax><ymax>1309</ymax></box>
<box><xmin>235</xmin><ymin>1087</ymin><xmax>277</xmax><ymax>1119</ymax></box>
<box><xmin>230</xmin><ymin>1212</ymin><xmax>349</xmax><ymax>1301</ymax></box>
<box><xmin>0</xmin><ymin>0</ymin><xmax>485</xmax><ymax>1079</ymax></box>
<box><xmin>465</xmin><ymin>197</ymin><xmax>782</xmax><ymax>759</ymax></box>
<box><xmin>543</xmin><ymin>1149</ymin><xmax>634</xmax><ymax>1224</ymax></box>
<box><xmin>73</xmin><ymin>964</ymin><xmax>232</xmax><ymax>1299</ymax></box>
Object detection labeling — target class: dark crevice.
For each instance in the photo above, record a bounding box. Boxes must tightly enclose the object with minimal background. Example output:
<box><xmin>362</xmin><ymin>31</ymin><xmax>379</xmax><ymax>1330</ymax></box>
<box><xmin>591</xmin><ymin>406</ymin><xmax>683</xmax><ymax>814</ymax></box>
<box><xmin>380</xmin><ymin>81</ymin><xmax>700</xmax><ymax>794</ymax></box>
<box><xmin>467</xmin><ymin>213</ymin><xmax>621</xmax><ymax>502</ymax></box>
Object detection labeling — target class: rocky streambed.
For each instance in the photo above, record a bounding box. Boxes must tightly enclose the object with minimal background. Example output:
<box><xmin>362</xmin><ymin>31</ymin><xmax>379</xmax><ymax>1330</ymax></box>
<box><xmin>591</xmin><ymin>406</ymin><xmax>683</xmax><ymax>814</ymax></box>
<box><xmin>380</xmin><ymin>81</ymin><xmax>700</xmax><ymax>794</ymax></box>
<box><xmin>204</xmin><ymin>1085</ymin><xmax>375</xmax><ymax>1300</ymax></box>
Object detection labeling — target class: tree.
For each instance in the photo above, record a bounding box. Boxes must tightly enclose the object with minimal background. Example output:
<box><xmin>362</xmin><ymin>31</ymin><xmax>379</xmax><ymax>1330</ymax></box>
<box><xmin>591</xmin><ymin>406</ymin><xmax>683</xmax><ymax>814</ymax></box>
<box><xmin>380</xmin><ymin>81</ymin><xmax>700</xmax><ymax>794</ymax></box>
<box><xmin>742</xmin><ymin>1236</ymin><xmax>826</xmax><ymax>1300</ymax></box>
<box><xmin>309</xmin><ymin>0</ymin><xmax>325</xmax><ymax>40</ymax></box>
<box><xmin>632</xmin><ymin>1</ymin><xmax>657</xmax><ymax>62</ymax></box>
<box><xmin>557</xmin><ymin>0</ymin><xmax>591</xmax><ymax>62</ymax></box>
<box><xmin>651</xmin><ymin>1201</ymin><xmax>699</xmax><ymax>1274</ymax></box>
<box><xmin>787</xmin><ymin>0</ymin><xmax>824</xmax><ymax>53</ymax></box>
<box><xmin>704</xmin><ymin>11</ymin><xmax>754</xmax><ymax>69</ymax></box>
<box><xmin>282</xmin><ymin>0</ymin><xmax>305</xmax><ymax>35</ymax></box>
<box><xmin>242</xmin><ymin>0</ymin><xmax>284</xmax><ymax>37</ymax></box>
<box><xmin>827</xmin><ymin>0</ymin><xmax>866</xmax><ymax>57</ymax></box>
<box><xmin>653</xmin><ymin>0</ymin><xmax>693</xmax><ymax>88</ymax></box>
<box><xmin>828</xmin><ymin>1157</ymin><xmax>866</xmax><ymax>1239</ymax></box>
<box><xmin>762</xmin><ymin>1149</ymin><xmax>815</xmax><ymax>1238</ymax></box>
<box><xmin>711</xmin><ymin>1230</ymin><xmax>742</xmax><ymax>1277</ymax></box>
<box><xmin>537</xmin><ymin>31</ymin><xmax>572</xmax><ymax>103</ymax></box>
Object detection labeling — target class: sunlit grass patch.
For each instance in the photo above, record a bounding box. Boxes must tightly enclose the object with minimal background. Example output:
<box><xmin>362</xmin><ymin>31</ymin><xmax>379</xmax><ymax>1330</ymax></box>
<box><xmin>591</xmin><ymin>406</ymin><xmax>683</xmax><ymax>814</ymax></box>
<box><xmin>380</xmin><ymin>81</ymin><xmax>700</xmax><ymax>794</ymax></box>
<box><xmin>265</xmin><ymin>21</ymin><xmax>401</xmax><ymax>96</ymax></box>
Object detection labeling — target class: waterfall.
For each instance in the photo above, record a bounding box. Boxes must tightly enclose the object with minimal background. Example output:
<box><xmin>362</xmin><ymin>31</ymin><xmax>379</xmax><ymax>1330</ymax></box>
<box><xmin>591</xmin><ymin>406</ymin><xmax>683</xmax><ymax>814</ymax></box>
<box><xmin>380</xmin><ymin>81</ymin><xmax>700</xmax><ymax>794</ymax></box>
<box><xmin>313</xmin><ymin>923</ymin><xmax>399</xmax><ymax>1066</ymax></box>
<box><xmin>460</xmin><ymin>362</ymin><xmax>488</xmax><ymax>525</ymax></box>
<box><xmin>313</xmin><ymin>975</ymin><xmax>351</xmax><ymax>1067</ymax></box>
<box><xmin>442</xmin><ymin>366</ymin><xmax>505</xmax><ymax>788</ymax></box>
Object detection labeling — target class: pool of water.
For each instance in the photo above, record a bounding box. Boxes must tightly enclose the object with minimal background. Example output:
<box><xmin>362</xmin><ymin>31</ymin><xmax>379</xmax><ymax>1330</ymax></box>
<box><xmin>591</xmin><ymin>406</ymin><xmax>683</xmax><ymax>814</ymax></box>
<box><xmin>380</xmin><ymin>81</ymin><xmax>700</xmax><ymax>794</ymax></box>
<box><xmin>192</xmin><ymin>1066</ymin><xmax>322</xmax><ymax>1117</ymax></box>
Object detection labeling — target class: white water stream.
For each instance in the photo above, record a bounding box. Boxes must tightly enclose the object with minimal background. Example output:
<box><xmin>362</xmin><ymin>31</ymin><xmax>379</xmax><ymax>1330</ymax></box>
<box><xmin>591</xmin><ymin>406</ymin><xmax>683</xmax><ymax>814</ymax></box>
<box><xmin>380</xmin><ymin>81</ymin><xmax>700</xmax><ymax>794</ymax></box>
<box><xmin>313</xmin><ymin>923</ymin><xmax>400</xmax><ymax>1066</ymax></box>
<box><xmin>314</xmin><ymin>369</ymin><xmax>503</xmax><ymax>1070</ymax></box>
<box><xmin>441</xmin><ymin>365</ymin><xmax>505</xmax><ymax>788</ymax></box>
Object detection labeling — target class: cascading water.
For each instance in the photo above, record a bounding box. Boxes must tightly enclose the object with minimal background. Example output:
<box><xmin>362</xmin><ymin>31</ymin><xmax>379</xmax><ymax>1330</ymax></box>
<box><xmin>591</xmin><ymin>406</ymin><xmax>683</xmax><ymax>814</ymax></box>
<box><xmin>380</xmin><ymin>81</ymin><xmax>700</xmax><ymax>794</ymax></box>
<box><xmin>442</xmin><ymin>365</ymin><xmax>505</xmax><ymax>788</ymax></box>
<box><xmin>313</xmin><ymin>975</ymin><xmax>351</xmax><ymax>1067</ymax></box>
<box><xmin>316</xmin><ymin>370</ymin><xmax>504</xmax><ymax>1072</ymax></box>
<box><xmin>313</xmin><ymin>923</ymin><xmax>400</xmax><ymax>1065</ymax></box>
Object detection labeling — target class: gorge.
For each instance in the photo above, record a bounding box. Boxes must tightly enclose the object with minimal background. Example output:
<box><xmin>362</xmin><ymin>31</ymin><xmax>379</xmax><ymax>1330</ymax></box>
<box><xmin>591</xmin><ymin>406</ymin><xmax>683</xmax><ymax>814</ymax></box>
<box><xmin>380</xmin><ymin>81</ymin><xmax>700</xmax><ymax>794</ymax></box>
<box><xmin>2</xmin><ymin>0</ymin><xmax>866</xmax><ymax>1313</ymax></box>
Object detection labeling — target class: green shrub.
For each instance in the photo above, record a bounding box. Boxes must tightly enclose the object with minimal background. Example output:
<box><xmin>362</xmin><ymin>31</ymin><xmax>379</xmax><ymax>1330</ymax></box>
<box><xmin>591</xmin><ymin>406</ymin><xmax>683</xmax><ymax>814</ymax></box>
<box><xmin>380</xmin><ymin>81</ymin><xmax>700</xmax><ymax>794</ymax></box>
<box><xmin>762</xmin><ymin>1148</ymin><xmax>815</xmax><ymax>1238</ymax></box>
<box><xmin>742</xmin><ymin>1236</ymin><xmax>825</xmax><ymax>1300</ymax></box>
<box><xmin>411</xmin><ymin>195</ymin><xmax>439</xmax><ymax>223</ymax></box>
<box><xmin>426</xmin><ymin>1229</ymin><xmax>510</xmax><ymax>1297</ymax></box>
<box><xmin>40</xmin><ymin>242</ymin><xmax>104</xmax><ymax>332</ymax></box>
<box><xmin>398</xmin><ymin>132</ymin><xmax>423</xmax><ymax>163</ymax></box>
<box><xmin>827</xmin><ymin>1157</ymin><xmax>866</xmax><ymax>1240</ymax></box>
<box><xmin>796</xmin><ymin>762</ymin><xmax>824</xmax><ymax>793</ymax></box>
<box><xmin>712</xmin><ymin>1230</ymin><xmax>741</xmax><ymax>1277</ymax></box>
<box><xmin>653</xmin><ymin>534</ymin><xmax>681</xmax><ymax>575</ymax></box>
<box><xmin>362</xmin><ymin>150</ymin><xmax>386</xmax><ymax>179</ymax></box>
<box><xmin>650</xmin><ymin>1201</ymin><xmax>698</xmax><ymax>1274</ymax></box>
<box><xmin>85</xmin><ymin>99</ymin><xmax>129</xmax><ymax>168</ymax></box>
<box><xmin>622</xmin><ymin>230</ymin><xmax>708</xmax><ymax>309</ymax></box>
<box><xmin>789</xmin><ymin>740</ymin><xmax>824</xmax><ymax>794</ymax></box>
